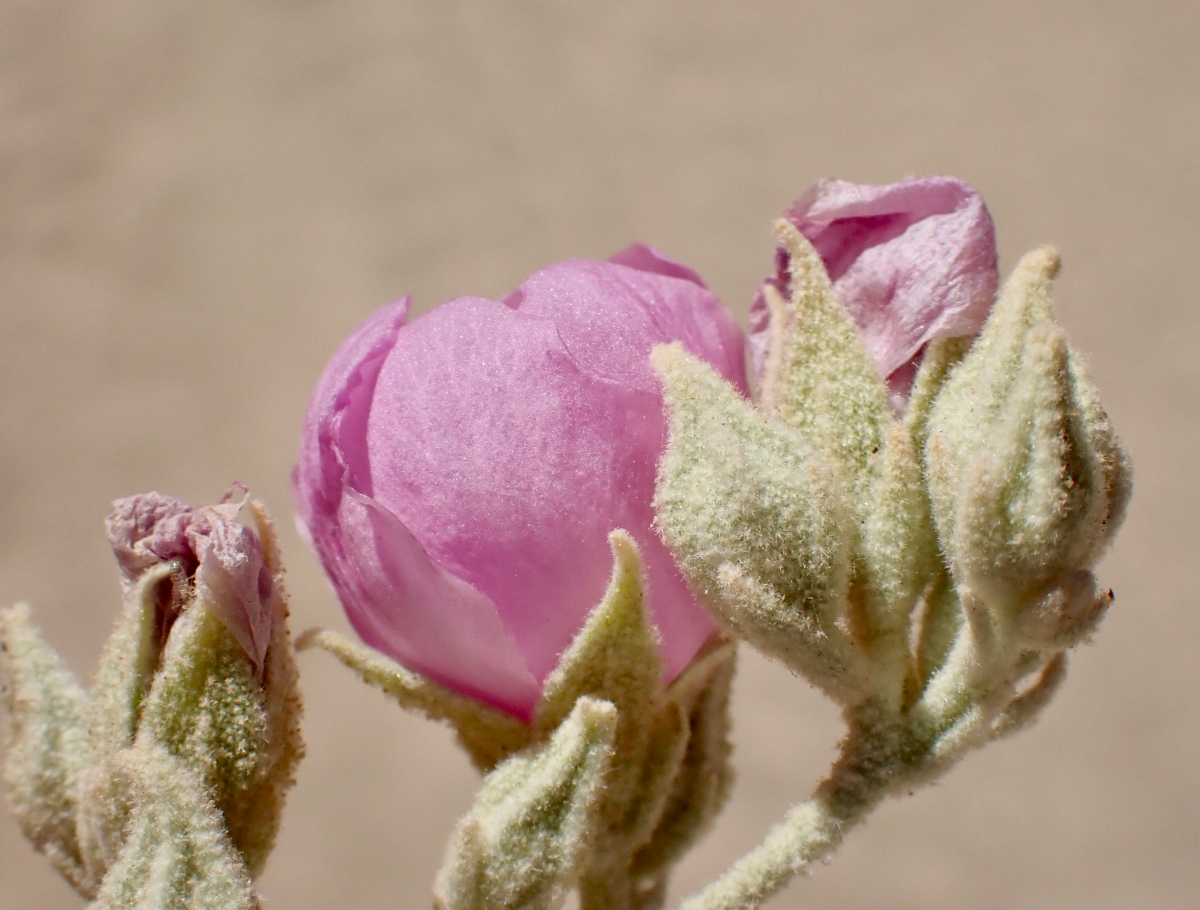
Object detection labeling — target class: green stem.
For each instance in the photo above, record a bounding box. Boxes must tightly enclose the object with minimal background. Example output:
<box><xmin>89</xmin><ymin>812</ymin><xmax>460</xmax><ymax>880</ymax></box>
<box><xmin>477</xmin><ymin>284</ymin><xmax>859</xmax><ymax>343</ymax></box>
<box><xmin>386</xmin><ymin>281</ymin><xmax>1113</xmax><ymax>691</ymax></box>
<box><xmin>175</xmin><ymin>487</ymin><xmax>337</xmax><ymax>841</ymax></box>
<box><xmin>677</xmin><ymin>714</ymin><xmax>916</xmax><ymax>910</ymax></box>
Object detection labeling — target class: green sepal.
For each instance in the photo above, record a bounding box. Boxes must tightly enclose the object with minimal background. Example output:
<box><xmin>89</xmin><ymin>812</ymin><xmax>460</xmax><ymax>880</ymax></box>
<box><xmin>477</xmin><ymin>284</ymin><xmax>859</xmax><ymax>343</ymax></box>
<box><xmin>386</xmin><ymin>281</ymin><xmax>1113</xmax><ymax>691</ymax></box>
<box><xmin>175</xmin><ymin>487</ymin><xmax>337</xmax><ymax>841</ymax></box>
<box><xmin>988</xmin><ymin>652</ymin><xmax>1068</xmax><ymax>741</ymax></box>
<box><xmin>898</xmin><ymin>336</ymin><xmax>972</xmax><ymax>688</ymax></box>
<box><xmin>296</xmin><ymin>629</ymin><xmax>531</xmax><ymax>772</ymax></box>
<box><xmin>76</xmin><ymin>755</ymin><xmax>138</xmax><ymax>895</ymax></box>
<box><xmin>534</xmin><ymin>531</ymin><xmax>662</xmax><ymax>856</ymax></box>
<box><xmin>88</xmin><ymin>742</ymin><xmax>259</xmax><ymax>910</ymax></box>
<box><xmin>535</xmin><ymin>531</ymin><xmax>661</xmax><ymax>739</ymax></box>
<box><xmin>0</xmin><ymin>602</ymin><xmax>91</xmax><ymax>895</ymax></box>
<box><xmin>756</xmin><ymin>221</ymin><xmax>892</xmax><ymax>497</ymax></box>
<box><xmin>230</xmin><ymin>502</ymin><xmax>305</xmax><ymax>875</ymax></box>
<box><xmin>621</xmin><ymin>701</ymin><xmax>689</xmax><ymax>860</ymax></box>
<box><xmin>75</xmin><ymin>562</ymin><xmax>189</xmax><ymax>891</ymax></box>
<box><xmin>854</xmin><ymin>424</ymin><xmax>937</xmax><ymax>689</ymax></box>
<box><xmin>652</xmin><ymin>341</ymin><xmax>864</xmax><ymax>701</ymax></box>
<box><xmin>433</xmin><ymin>697</ymin><xmax>617</xmax><ymax>910</ymax></box>
<box><xmin>1013</xmin><ymin>570</ymin><xmax>1111</xmax><ymax>652</ymax></box>
<box><xmin>909</xmin><ymin>569</ymin><xmax>963</xmax><ymax>697</ymax></box>
<box><xmin>133</xmin><ymin>606</ymin><xmax>266</xmax><ymax>859</ymax></box>
<box><xmin>1064</xmin><ymin>352</ymin><xmax>1133</xmax><ymax>568</ymax></box>
<box><xmin>923</xmin><ymin>641</ymin><xmax>1055</xmax><ymax>766</ymax></box>
<box><xmin>903</xmin><ymin>335</ymin><xmax>971</xmax><ymax>458</ymax></box>
<box><xmin>755</xmin><ymin>224</ymin><xmax>939</xmax><ymax>671</ymax></box>
<box><xmin>925</xmin><ymin>246</ymin><xmax>1061</xmax><ymax>548</ymax></box>
<box><xmin>85</xmin><ymin>562</ymin><xmax>185</xmax><ymax>765</ymax></box>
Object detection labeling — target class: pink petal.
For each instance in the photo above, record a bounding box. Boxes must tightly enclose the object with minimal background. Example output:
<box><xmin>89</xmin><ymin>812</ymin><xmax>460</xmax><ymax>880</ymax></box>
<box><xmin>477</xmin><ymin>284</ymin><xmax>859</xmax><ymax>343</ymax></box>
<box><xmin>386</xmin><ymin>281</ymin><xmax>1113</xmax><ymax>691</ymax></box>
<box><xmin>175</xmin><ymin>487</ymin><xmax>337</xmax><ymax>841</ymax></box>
<box><xmin>293</xmin><ymin>296</ymin><xmax>540</xmax><ymax>715</ymax></box>
<box><xmin>365</xmin><ymin>296</ymin><xmax>643</xmax><ymax>684</ymax></box>
<box><xmin>326</xmin><ymin>489</ymin><xmax>540</xmax><ymax>718</ymax></box>
<box><xmin>293</xmin><ymin>298</ymin><xmax>411</xmax><ymax>534</ymax></box>
<box><xmin>607</xmin><ymin>243</ymin><xmax>708</xmax><ymax>288</ymax></box>
<box><xmin>516</xmin><ymin>258</ymin><xmax>748</xmax><ymax>397</ymax></box>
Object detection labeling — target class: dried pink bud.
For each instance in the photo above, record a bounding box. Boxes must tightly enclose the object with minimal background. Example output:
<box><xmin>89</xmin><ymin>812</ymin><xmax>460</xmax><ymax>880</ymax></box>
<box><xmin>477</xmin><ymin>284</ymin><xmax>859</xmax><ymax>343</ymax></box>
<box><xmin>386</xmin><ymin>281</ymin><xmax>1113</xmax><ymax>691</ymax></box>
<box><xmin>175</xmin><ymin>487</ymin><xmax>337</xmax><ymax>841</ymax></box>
<box><xmin>105</xmin><ymin>486</ymin><xmax>273</xmax><ymax>668</ymax></box>
<box><xmin>749</xmin><ymin>176</ymin><xmax>1000</xmax><ymax>405</ymax></box>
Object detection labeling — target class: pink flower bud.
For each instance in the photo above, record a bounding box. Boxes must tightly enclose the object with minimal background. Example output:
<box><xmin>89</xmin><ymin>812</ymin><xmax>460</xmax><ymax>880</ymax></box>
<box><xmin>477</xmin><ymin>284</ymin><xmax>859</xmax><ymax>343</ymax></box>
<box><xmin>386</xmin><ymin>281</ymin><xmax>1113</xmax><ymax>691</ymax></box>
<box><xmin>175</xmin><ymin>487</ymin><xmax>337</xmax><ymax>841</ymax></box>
<box><xmin>293</xmin><ymin>246</ymin><xmax>747</xmax><ymax>720</ymax></box>
<box><xmin>749</xmin><ymin>176</ymin><xmax>1000</xmax><ymax>404</ymax></box>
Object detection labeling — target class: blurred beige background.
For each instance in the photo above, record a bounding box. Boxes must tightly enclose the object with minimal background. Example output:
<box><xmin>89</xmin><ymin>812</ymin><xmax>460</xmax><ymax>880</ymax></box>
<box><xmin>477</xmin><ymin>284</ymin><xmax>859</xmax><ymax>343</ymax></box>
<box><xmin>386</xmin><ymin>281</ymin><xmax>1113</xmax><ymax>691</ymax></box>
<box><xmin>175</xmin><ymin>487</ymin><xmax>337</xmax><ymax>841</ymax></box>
<box><xmin>2</xmin><ymin>3</ymin><xmax>1197</xmax><ymax>908</ymax></box>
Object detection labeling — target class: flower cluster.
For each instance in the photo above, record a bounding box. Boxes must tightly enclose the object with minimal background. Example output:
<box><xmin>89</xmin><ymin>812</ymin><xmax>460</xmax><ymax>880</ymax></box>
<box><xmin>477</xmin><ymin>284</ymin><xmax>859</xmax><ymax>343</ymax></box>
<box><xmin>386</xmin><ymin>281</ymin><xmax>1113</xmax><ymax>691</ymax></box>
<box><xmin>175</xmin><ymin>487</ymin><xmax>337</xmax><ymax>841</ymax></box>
<box><xmin>2</xmin><ymin>176</ymin><xmax>1130</xmax><ymax>910</ymax></box>
<box><xmin>285</xmin><ymin>175</ymin><xmax>1128</xmax><ymax>910</ymax></box>
<box><xmin>652</xmin><ymin>181</ymin><xmax>1130</xmax><ymax>910</ymax></box>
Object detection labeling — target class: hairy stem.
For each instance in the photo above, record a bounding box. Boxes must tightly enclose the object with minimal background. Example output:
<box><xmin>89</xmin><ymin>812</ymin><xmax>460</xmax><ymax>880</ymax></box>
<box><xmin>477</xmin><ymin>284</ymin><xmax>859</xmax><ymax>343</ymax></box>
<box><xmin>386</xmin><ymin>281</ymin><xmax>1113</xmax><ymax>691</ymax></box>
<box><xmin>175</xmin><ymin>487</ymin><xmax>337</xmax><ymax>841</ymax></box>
<box><xmin>677</xmin><ymin>713</ymin><xmax>915</xmax><ymax>910</ymax></box>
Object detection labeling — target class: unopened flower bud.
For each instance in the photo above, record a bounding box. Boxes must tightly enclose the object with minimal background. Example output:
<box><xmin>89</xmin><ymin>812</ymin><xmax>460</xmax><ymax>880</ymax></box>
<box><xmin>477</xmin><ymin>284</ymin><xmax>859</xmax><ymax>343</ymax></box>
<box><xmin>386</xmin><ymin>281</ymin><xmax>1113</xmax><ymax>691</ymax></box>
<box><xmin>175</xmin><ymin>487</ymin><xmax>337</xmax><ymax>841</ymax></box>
<box><xmin>927</xmin><ymin>253</ymin><xmax>1132</xmax><ymax>610</ymax></box>
<box><xmin>953</xmin><ymin>327</ymin><xmax>1095</xmax><ymax>599</ymax></box>
<box><xmin>291</xmin><ymin>247</ymin><xmax>747</xmax><ymax>720</ymax></box>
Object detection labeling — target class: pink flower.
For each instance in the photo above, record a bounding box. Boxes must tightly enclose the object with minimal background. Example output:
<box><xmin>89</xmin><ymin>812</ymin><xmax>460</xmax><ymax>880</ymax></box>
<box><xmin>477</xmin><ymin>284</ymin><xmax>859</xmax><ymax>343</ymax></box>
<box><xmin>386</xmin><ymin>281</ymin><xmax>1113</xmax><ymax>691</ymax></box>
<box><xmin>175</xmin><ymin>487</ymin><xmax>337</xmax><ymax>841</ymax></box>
<box><xmin>748</xmin><ymin>176</ymin><xmax>999</xmax><ymax>405</ymax></box>
<box><xmin>292</xmin><ymin>246</ymin><xmax>747</xmax><ymax>720</ymax></box>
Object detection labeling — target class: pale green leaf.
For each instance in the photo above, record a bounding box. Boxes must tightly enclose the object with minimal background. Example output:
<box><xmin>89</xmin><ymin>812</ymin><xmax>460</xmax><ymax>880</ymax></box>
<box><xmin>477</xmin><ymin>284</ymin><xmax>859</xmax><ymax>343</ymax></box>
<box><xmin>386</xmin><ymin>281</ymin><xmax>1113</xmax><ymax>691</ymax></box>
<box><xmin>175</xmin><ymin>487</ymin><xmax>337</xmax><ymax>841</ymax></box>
<box><xmin>652</xmin><ymin>342</ymin><xmax>860</xmax><ymax>697</ymax></box>
<box><xmin>88</xmin><ymin>743</ymin><xmax>259</xmax><ymax>910</ymax></box>
<box><xmin>435</xmin><ymin>697</ymin><xmax>617</xmax><ymax>910</ymax></box>
<box><xmin>1</xmin><ymin>602</ymin><xmax>92</xmax><ymax>896</ymax></box>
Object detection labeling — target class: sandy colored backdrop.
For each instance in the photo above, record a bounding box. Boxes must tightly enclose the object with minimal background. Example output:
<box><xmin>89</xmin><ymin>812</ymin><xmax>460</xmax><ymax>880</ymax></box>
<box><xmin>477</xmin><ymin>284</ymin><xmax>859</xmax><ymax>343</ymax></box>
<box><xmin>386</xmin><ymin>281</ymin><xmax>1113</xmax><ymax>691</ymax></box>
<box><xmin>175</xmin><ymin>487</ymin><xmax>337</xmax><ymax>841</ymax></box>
<box><xmin>2</xmin><ymin>3</ymin><xmax>1197</xmax><ymax>908</ymax></box>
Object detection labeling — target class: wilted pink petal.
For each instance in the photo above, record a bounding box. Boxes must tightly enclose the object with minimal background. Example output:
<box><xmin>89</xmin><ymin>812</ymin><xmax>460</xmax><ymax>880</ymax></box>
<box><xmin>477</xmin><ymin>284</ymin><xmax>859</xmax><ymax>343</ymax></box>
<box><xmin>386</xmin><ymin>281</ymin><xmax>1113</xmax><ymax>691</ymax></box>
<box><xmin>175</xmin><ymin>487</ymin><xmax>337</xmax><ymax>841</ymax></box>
<box><xmin>294</xmin><ymin>252</ymin><xmax>747</xmax><ymax>720</ymax></box>
<box><xmin>749</xmin><ymin>176</ymin><xmax>999</xmax><ymax>402</ymax></box>
<box><xmin>190</xmin><ymin>517</ymin><xmax>273</xmax><ymax>670</ymax></box>
<box><xmin>106</xmin><ymin>492</ymin><xmax>196</xmax><ymax>586</ymax></box>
